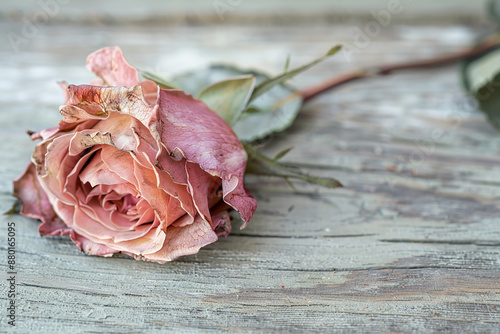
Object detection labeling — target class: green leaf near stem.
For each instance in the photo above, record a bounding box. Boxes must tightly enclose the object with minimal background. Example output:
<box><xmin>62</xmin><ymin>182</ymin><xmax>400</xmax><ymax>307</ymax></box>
<box><xmin>461</xmin><ymin>47</ymin><xmax>500</xmax><ymax>130</ymax></box>
<box><xmin>233</xmin><ymin>92</ymin><xmax>303</xmax><ymax>142</ymax></box>
<box><xmin>244</xmin><ymin>144</ymin><xmax>343</xmax><ymax>189</ymax></box>
<box><xmin>4</xmin><ymin>200</ymin><xmax>21</xmax><ymax>215</ymax></box>
<box><xmin>487</xmin><ymin>0</ymin><xmax>500</xmax><ymax>23</ymax></box>
<box><xmin>273</xmin><ymin>147</ymin><xmax>293</xmax><ymax>161</ymax></box>
<box><xmin>283</xmin><ymin>55</ymin><xmax>291</xmax><ymax>73</ymax></box>
<box><xmin>248</xmin><ymin>45</ymin><xmax>341</xmax><ymax>103</ymax></box>
<box><xmin>197</xmin><ymin>75</ymin><xmax>256</xmax><ymax>125</ymax></box>
<box><xmin>140</xmin><ymin>70</ymin><xmax>179</xmax><ymax>89</ymax></box>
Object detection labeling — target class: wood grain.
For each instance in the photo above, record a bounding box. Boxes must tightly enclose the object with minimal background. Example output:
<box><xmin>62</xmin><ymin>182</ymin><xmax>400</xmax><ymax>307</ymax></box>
<box><xmin>0</xmin><ymin>19</ymin><xmax>499</xmax><ymax>333</ymax></box>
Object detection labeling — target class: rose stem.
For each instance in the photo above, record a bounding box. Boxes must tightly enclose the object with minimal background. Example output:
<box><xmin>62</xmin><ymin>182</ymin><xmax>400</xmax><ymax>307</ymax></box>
<box><xmin>299</xmin><ymin>33</ymin><xmax>500</xmax><ymax>103</ymax></box>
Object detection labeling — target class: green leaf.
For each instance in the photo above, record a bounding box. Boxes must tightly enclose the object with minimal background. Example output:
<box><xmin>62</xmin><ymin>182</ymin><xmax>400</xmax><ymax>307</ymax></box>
<box><xmin>140</xmin><ymin>70</ymin><xmax>178</xmax><ymax>89</ymax></box>
<box><xmin>273</xmin><ymin>147</ymin><xmax>293</xmax><ymax>161</ymax></box>
<box><xmin>172</xmin><ymin>65</ymin><xmax>252</xmax><ymax>96</ymax></box>
<box><xmin>463</xmin><ymin>48</ymin><xmax>500</xmax><ymax>92</ymax></box>
<box><xmin>4</xmin><ymin>200</ymin><xmax>21</xmax><ymax>215</ymax></box>
<box><xmin>283</xmin><ymin>55</ymin><xmax>290</xmax><ymax>73</ymax></box>
<box><xmin>244</xmin><ymin>144</ymin><xmax>343</xmax><ymax>189</ymax></box>
<box><xmin>171</xmin><ymin>64</ymin><xmax>305</xmax><ymax>142</ymax></box>
<box><xmin>197</xmin><ymin>75</ymin><xmax>256</xmax><ymax>125</ymax></box>
<box><xmin>487</xmin><ymin>0</ymin><xmax>500</xmax><ymax>23</ymax></box>
<box><xmin>461</xmin><ymin>47</ymin><xmax>500</xmax><ymax>130</ymax></box>
<box><xmin>248</xmin><ymin>45</ymin><xmax>341</xmax><ymax>103</ymax></box>
<box><xmin>233</xmin><ymin>92</ymin><xmax>303</xmax><ymax>142</ymax></box>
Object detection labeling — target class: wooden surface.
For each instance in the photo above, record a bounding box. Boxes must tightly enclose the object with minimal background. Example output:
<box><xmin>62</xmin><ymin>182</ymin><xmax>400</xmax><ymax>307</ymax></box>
<box><xmin>1</xmin><ymin>16</ymin><xmax>500</xmax><ymax>333</ymax></box>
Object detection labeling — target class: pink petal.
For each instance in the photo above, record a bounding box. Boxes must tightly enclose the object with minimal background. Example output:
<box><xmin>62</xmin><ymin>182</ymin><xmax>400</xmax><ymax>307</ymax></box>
<box><xmin>60</xmin><ymin>85</ymin><xmax>162</xmax><ymax>176</ymax></box>
<box><xmin>30</xmin><ymin>126</ymin><xmax>60</xmax><ymax>141</ymax></box>
<box><xmin>57</xmin><ymin>81</ymin><xmax>70</xmax><ymax>103</ymax></box>
<box><xmin>140</xmin><ymin>80</ymin><xmax>159</xmax><ymax>104</ymax></box>
<box><xmin>155</xmin><ymin>89</ymin><xmax>257</xmax><ymax>225</ymax></box>
<box><xmin>156</xmin><ymin>151</ymin><xmax>189</xmax><ymax>185</ymax></box>
<box><xmin>132</xmin><ymin>158</ymin><xmax>196</xmax><ymax>227</ymax></box>
<box><xmin>141</xmin><ymin>215</ymin><xmax>218</xmax><ymax>263</ymax></box>
<box><xmin>92</xmin><ymin>112</ymin><xmax>159</xmax><ymax>162</ymax></box>
<box><xmin>170</xmin><ymin>213</ymin><xmax>195</xmax><ymax>228</ymax></box>
<box><xmin>100</xmin><ymin>146</ymin><xmax>140</xmax><ymax>189</ymax></box>
<box><xmin>86</xmin><ymin>46</ymin><xmax>140</xmax><ymax>87</ymax></box>
<box><xmin>85</xmin><ymin>46</ymin><xmax>158</xmax><ymax>101</ymax></box>
<box><xmin>211</xmin><ymin>210</ymin><xmax>231</xmax><ymax>238</ymax></box>
<box><xmin>72</xmin><ymin>205</ymin><xmax>155</xmax><ymax>243</ymax></box>
<box><xmin>35</xmin><ymin>134</ymin><xmax>76</xmax><ymax>205</ymax></box>
<box><xmin>13</xmin><ymin>163</ymin><xmax>70</xmax><ymax>236</ymax></box>
<box><xmin>71</xmin><ymin>214</ymin><xmax>165</xmax><ymax>256</ymax></box>
<box><xmin>61</xmin><ymin>85</ymin><xmax>155</xmax><ymax>129</ymax></box>
<box><xmin>185</xmin><ymin>161</ymin><xmax>222</xmax><ymax>224</ymax></box>
<box><xmin>64</xmin><ymin>146</ymin><xmax>101</xmax><ymax>198</ymax></box>
<box><xmin>77</xmin><ymin>150</ymin><xmax>127</xmax><ymax>187</ymax></box>
<box><xmin>68</xmin><ymin>131</ymin><xmax>114</xmax><ymax>156</ymax></box>
<box><xmin>70</xmin><ymin>231</ymin><xmax>119</xmax><ymax>257</ymax></box>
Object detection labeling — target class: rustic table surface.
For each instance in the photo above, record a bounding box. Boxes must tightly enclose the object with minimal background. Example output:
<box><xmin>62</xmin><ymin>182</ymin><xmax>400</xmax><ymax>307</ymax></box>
<box><xmin>1</xmin><ymin>4</ymin><xmax>500</xmax><ymax>333</ymax></box>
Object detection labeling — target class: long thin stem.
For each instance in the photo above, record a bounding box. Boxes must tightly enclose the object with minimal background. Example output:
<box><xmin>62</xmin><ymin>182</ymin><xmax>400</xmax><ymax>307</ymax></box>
<box><xmin>299</xmin><ymin>34</ymin><xmax>500</xmax><ymax>102</ymax></box>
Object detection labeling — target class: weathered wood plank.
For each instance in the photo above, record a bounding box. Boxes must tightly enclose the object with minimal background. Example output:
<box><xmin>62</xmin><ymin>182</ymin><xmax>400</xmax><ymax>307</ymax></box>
<box><xmin>0</xmin><ymin>20</ymin><xmax>499</xmax><ymax>333</ymax></box>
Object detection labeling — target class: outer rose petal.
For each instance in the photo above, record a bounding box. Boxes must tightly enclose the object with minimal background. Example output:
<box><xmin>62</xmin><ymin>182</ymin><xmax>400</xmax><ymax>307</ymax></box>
<box><xmin>58</xmin><ymin>81</ymin><xmax>71</xmax><ymax>103</ymax></box>
<box><xmin>85</xmin><ymin>46</ymin><xmax>157</xmax><ymax>102</ymax></box>
<box><xmin>13</xmin><ymin>163</ymin><xmax>71</xmax><ymax>236</ymax></box>
<box><xmin>62</xmin><ymin>85</ymin><xmax>154</xmax><ymax>128</ymax></box>
<box><xmin>155</xmin><ymin>89</ymin><xmax>257</xmax><ymax>225</ymax></box>
<box><xmin>140</xmin><ymin>215</ymin><xmax>218</xmax><ymax>263</ymax></box>
<box><xmin>86</xmin><ymin>46</ymin><xmax>140</xmax><ymax>87</ymax></box>
<box><xmin>211</xmin><ymin>210</ymin><xmax>232</xmax><ymax>238</ymax></box>
<box><xmin>70</xmin><ymin>231</ymin><xmax>119</xmax><ymax>257</ymax></box>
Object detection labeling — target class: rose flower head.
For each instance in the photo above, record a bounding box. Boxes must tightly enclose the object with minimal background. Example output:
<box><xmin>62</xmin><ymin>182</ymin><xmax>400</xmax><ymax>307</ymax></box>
<box><xmin>13</xmin><ymin>46</ymin><xmax>257</xmax><ymax>263</ymax></box>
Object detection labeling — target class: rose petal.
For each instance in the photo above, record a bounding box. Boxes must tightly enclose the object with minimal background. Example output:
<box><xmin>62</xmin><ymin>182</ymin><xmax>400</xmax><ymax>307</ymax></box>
<box><xmin>115</xmin><ymin>223</ymin><xmax>166</xmax><ymax>256</ymax></box>
<box><xmin>72</xmin><ymin>205</ymin><xmax>156</xmax><ymax>243</ymax></box>
<box><xmin>78</xmin><ymin>196</ymin><xmax>152</xmax><ymax>232</ymax></box>
<box><xmin>141</xmin><ymin>215</ymin><xmax>218</xmax><ymax>263</ymax></box>
<box><xmin>30</xmin><ymin>126</ymin><xmax>60</xmax><ymax>141</ymax></box>
<box><xmin>85</xmin><ymin>46</ymin><xmax>158</xmax><ymax>101</ymax></box>
<box><xmin>86</xmin><ymin>46</ymin><xmax>140</xmax><ymax>87</ymax></box>
<box><xmin>140</xmin><ymin>80</ymin><xmax>159</xmax><ymax>104</ymax></box>
<box><xmin>36</xmin><ymin>134</ymin><xmax>78</xmax><ymax>205</ymax></box>
<box><xmin>64</xmin><ymin>146</ymin><xmax>100</xmax><ymax>198</ymax></box>
<box><xmin>155</xmin><ymin>89</ymin><xmax>257</xmax><ymax>224</ymax></box>
<box><xmin>71</xmin><ymin>211</ymin><xmax>165</xmax><ymax>256</ymax></box>
<box><xmin>70</xmin><ymin>231</ymin><xmax>119</xmax><ymax>257</ymax></box>
<box><xmin>58</xmin><ymin>81</ymin><xmax>70</xmax><ymax>103</ymax></box>
<box><xmin>170</xmin><ymin>214</ymin><xmax>195</xmax><ymax>228</ymax></box>
<box><xmin>133</xmin><ymin>158</ymin><xmax>197</xmax><ymax>227</ymax></box>
<box><xmin>100</xmin><ymin>146</ymin><xmax>139</xmax><ymax>189</ymax></box>
<box><xmin>185</xmin><ymin>161</ymin><xmax>222</xmax><ymax>224</ymax></box>
<box><xmin>211</xmin><ymin>210</ymin><xmax>231</xmax><ymax>238</ymax></box>
<box><xmin>62</xmin><ymin>85</ymin><xmax>156</xmax><ymax>129</ymax></box>
<box><xmin>156</xmin><ymin>150</ymin><xmax>189</xmax><ymax>185</ymax></box>
<box><xmin>60</xmin><ymin>85</ymin><xmax>163</xmax><ymax>175</ymax></box>
<box><xmin>13</xmin><ymin>163</ymin><xmax>71</xmax><ymax>236</ymax></box>
<box><xmin>78</xmin><ymin>150</ymin><xmax>127</xmax><ymax>187</ymax></box>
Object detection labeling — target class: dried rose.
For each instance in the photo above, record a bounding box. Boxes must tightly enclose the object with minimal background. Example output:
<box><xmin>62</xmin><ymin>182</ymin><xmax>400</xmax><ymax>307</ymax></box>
<box><xmin>13</xmin><ymin>47</ymin><xmax>257</xmax><ymax>263</ymax></box>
